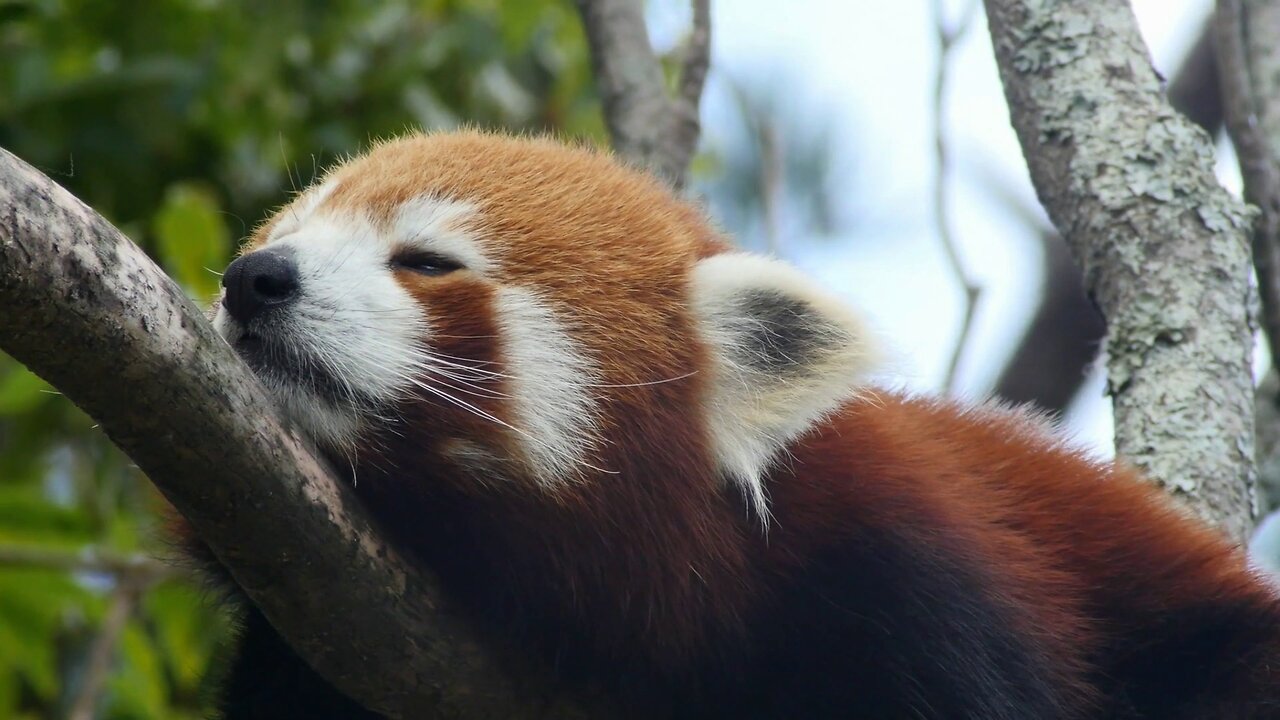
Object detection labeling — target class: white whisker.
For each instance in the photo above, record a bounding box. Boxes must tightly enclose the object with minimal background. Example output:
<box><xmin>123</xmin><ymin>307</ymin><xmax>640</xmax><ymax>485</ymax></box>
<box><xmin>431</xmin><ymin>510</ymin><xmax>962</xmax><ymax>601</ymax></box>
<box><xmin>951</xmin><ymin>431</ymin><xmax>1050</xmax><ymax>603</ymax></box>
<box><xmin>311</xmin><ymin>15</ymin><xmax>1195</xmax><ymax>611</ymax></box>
<box><xmin>585</xmin><ymin>371</ymin><xmax>699</xmax><ymax>388</ymax></box>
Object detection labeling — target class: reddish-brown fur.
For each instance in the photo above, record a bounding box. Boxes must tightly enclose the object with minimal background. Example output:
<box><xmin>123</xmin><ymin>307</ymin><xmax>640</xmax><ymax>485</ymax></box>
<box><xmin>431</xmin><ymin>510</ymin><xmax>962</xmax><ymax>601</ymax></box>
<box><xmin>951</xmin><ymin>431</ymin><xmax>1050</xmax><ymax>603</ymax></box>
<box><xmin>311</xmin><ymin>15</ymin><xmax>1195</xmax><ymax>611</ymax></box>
<box><xmin>190</xmin><ymin>132</ymin><xmax>1280</xmax><ymax>719</ymax></box>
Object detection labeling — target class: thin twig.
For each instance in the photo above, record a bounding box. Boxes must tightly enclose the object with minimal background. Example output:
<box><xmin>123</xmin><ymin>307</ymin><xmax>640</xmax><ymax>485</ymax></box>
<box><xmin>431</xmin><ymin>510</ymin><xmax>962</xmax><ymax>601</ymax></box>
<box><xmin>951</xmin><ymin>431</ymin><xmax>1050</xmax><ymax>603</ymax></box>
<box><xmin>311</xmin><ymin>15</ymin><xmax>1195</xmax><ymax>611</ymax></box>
<box><xmin>759</xmin><ymin>119</ymin><xmax>784</xmax><ymax>256</ymax></box>
<box><xmin>726</xmin><ymin>77</ymin><xmax>785</xmax><ymax>254</ymax></box>
<box><xmin>1</xmin><ymin>545</ymin><xmax>168</xmax><ymax>719</ymax></box>
<box><xmin>933</xmin><ymin>0</ymin><xmax>984</xmax><ymax>393</ymax></box>
<box><xmin>0</xmin><ymin>543</ymin><xmax>174</xmax><ymax>582</ymax></box>
<box><xmin>66</xmin><ymin>581</ymin><xmax>139</xmax><ymax>720</ymax></box>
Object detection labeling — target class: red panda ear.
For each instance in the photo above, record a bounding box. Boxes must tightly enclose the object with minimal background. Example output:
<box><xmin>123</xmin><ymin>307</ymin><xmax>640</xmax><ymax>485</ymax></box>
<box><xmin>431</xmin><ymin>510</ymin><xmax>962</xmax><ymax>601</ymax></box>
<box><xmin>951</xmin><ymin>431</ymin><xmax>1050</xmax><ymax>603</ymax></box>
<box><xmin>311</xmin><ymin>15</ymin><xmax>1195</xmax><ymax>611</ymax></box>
<box><xmin>691</xmin><ymin>252</ymin><xmax>879</xmax><ymax>518</ymax></box>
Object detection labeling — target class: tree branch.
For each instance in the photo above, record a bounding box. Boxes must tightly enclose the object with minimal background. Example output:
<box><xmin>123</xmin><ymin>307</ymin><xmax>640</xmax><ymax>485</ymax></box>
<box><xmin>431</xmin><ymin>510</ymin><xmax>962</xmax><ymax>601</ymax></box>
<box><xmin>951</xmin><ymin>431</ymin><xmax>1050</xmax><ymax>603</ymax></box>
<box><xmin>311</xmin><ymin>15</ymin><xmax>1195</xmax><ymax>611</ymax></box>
<box><xmin>1217</xmin><ymin>0</ymin><xmax>1280</xmax><ymax>375</ymax></box>
<box><xmin>932</xmin><ymin>0</ymin><xmax>984</xmax><ymax>393</ymax></box>
<box><xmin>575</xmin><ymin>0</ymin><xmax>711</xmax><ymax>189</ymax></box>
<box><xmin>0</xmin><ymin>147</ymin><xmax>597</xmax><ymax>719</ymax></box>
<box><xmin>0</xmin><ymin>543</ymin><xmax>173</xmax><ymax>582</ymax></box>
<box><xmin>67</xmin><ymin>581</ymin><xmax>137</xmax><ymax>720</ymax></box>
<box><xmin>984</xmin><ymin>0</ymin><xmax>1258</xmax><ymax>540</ymax></box>
<box><xmin>676</xmin><ymin>0</ymin><xmax>712</xmax><ymax>170</ymax></box>
<box><xmin>993</xmin><ymin>16</ymin><xmax>1220</xmax><ymax>414</ymax></box>
<box><xmin>1216</xmin><ymin>0</ymin><xmax>1280</xmax><ymax>516</ymax></box>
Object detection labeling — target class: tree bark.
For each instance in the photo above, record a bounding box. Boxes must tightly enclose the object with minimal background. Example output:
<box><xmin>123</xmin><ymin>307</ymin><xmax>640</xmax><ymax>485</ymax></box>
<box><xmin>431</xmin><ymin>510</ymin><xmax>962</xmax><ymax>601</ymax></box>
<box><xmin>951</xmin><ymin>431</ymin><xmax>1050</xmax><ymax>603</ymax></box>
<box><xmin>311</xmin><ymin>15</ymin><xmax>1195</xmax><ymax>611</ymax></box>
<box><xmin>1217</xmin><ymin>0</ymin><xmax>1280</xmax><ymax>514</ymax></box>
<box><xmin>1218</xmin><ymin>0</ymin><xmax>1280</xmax><ymax>373</ymax></box>
<box><xmin>0</xmin><ymin>147</ymin><xmax>597</xmax><ymax>719</ymax></box>
<box><xmin>575</xmin><ymin>0</ymin><xmax>710</xmax><ymax>188</ymax></box>
<box><xmin>984</xmin><ymin>0</ymin><xmax>1259</xmax><ymax>541</ymax></box>
<box><xmin>993</xmin><ymin>18</ymin><xmax>1220</xmax><ymax>414</ymax></box>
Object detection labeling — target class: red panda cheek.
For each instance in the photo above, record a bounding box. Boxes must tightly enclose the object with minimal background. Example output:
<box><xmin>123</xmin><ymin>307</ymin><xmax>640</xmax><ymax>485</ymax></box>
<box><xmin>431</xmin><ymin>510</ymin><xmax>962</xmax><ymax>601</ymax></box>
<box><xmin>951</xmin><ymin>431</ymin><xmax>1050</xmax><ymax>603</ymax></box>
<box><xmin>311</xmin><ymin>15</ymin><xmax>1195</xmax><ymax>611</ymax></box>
<box><xmin>393</xmin><ymin>270</ymin><xmax>507</xmax><ymax>397</ymax></box>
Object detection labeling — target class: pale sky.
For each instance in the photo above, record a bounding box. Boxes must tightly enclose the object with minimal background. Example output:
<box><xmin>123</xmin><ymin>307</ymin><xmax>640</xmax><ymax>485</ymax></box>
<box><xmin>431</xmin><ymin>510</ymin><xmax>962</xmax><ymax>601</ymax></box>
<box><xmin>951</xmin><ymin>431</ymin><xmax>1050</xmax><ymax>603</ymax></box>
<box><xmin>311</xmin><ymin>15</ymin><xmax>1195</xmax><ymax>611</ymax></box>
<box><xmin>652</xmin><ymin>0</ymin><xmax>1224</xmax><ymax>456</ymax></box>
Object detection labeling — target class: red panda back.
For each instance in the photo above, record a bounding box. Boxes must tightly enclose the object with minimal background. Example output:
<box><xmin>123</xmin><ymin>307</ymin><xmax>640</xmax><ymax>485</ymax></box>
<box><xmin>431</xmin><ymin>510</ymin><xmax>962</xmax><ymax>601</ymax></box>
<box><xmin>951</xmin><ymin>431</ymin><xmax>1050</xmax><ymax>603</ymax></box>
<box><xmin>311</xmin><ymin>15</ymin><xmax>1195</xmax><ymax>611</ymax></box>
<box><xmin>774</xmin><ymin>393</ymin><xmax>1280</xmax><ymax>717</ymax></box>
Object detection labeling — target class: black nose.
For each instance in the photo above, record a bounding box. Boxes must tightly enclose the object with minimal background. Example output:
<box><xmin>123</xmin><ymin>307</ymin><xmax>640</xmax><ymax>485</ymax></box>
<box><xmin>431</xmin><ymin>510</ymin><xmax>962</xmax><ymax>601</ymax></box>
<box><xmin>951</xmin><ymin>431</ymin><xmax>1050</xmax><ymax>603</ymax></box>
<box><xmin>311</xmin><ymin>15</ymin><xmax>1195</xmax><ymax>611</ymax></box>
<box><xmin>221</xmin><ymin>248</ymin><xmax>299</xmax><ymax>323</ymax></box>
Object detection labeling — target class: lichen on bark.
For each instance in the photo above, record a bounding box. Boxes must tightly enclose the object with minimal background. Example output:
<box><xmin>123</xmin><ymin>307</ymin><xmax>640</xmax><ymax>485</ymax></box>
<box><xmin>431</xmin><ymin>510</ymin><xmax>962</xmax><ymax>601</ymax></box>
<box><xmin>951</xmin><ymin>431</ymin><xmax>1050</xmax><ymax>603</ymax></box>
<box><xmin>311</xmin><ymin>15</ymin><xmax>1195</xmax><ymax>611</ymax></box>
<box><xmin>985</xmin><ymin>0</ymin><xmax>1258</xmax><ymax>541</ymax></box>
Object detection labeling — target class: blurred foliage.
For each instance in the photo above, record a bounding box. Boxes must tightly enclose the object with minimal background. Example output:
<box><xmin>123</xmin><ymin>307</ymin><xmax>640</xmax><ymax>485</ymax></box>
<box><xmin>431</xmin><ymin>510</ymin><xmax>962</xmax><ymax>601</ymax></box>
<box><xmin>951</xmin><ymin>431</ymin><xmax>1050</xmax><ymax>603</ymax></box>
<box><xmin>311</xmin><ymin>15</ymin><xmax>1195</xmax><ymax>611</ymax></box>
<box><xmin>0</xmin><ymin>0</ymin><xmax>603</xmax><ymax>717</ymax></box>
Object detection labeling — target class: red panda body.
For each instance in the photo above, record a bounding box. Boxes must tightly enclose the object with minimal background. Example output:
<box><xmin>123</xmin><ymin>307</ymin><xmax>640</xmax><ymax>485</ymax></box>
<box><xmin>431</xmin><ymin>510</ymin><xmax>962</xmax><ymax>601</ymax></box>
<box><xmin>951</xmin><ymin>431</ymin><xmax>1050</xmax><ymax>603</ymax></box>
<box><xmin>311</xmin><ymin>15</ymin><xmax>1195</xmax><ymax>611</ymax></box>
<box><xmin>196</xmin><ymin>131</ymin><xmax>1280</xmax><ymax>719</ymax></box>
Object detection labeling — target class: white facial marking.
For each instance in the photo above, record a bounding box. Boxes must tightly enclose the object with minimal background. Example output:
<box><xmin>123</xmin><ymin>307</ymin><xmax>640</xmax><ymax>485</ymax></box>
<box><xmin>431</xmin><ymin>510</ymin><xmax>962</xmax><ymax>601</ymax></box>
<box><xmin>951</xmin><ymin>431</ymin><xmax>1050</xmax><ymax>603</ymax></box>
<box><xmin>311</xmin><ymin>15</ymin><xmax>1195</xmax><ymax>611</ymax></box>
<box><xmin>394</xmin><ymin>197</ymin><xmax>491</xmax><ymax>275</ymax></box>
<box><xmin>269</xmin><ymin>180</ymin><xmax>339</xmax><ymax>242</ymax></box>
<box><xmin>215</xmin><ymin>185</ymin><xmax>602</xmax><ymax>489</ymax></box>
<box><xmin>251</xmin><ymin>375</ymin><xmax>365</xmax><ymax>450</ymax></box>
<box><xmin>214</xmin><ymin>194</ymin><xmax>485</xmax><ymax>454</ymax></box>
<box><xmin>492</xmin><ymin>286</ymin><xmax>603</xmax><ymax>487</ymax></box>
<box><xmin>264</xmin><ymin>212</ymin><xmax>422</xmax><ymax>450</ymax></box>
<box><xmin>692</xmin><ymin>252</ymin><xmax>879</xmax><ymax>522</ymax></box>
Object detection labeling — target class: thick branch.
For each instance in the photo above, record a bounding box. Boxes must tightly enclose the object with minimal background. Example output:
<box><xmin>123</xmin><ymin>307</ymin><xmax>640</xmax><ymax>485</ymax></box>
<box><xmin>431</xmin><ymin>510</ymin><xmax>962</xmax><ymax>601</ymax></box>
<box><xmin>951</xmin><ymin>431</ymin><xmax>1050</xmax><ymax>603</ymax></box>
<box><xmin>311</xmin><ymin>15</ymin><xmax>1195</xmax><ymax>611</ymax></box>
<box><xmin>993</xmin><ymin>18</ymin><xmax>1220</xmax><ymax>413</ymax></box>
<box><xmin>678</xmin><ymin>1</ymin><xmax>712</xmax><ymax>122</ymax></box>
<box><xmin>0</xmin><ymin>147</ymin><xmax>596</xmax><ymax>719</ymax></box>
<box><xmin>984</xmin><ymin>0</ymin><xmax>1258</xmax><ymax>540</ymax></box>
<box><xmin>575</xmin><ymin>0</ymin><xmax>710</xmax><ymax>188</ymax></box>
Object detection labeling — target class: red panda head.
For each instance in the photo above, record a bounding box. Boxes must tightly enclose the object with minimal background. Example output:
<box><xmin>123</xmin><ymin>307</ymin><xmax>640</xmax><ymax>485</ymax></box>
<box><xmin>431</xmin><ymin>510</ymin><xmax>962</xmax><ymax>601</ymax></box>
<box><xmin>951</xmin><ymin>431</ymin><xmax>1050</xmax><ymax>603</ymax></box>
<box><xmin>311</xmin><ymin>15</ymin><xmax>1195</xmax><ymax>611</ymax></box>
<box><xmin>213</xmin><ymin>131</ymin><xmax>877</xmax><ymax>515</ymax></box>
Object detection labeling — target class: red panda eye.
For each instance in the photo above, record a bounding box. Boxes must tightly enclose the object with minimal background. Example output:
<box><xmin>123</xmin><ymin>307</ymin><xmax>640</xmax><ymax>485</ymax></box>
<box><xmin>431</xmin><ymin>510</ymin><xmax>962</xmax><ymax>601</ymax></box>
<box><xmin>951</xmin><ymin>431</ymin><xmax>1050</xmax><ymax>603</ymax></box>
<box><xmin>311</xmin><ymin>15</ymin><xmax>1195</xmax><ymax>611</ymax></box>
<box><xmin>390</xmin><ymin>251</ymin><xmax>464</xmax><ymax>276</ymax></box>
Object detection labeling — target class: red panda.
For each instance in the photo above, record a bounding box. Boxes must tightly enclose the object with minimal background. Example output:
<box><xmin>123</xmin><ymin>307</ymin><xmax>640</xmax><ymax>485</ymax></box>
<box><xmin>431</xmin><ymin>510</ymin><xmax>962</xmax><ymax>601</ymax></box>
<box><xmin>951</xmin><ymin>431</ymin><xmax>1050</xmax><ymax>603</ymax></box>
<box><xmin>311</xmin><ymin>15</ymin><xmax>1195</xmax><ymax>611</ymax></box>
<box><xmin>188</xmin><ymin>130</ymin><xmax>1280</xmax><ymax>719</ymax></box>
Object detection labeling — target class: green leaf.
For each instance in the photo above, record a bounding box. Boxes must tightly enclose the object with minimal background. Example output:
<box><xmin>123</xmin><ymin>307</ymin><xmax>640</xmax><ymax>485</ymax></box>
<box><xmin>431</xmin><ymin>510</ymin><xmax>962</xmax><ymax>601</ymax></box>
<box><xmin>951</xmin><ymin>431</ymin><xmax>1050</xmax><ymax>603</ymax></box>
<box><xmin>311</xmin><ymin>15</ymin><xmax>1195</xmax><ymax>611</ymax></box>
<box><xmin>0</xmin><ymin>664</ymin><xmax>15</xmax><ymax>720</ymax></box>
<box><xmin>152</xmin><ymin>183</ymin><xmax>231</xmax><ymax>302</ymax></box>
<box><xmin>105</xmin><ymin>620</ymin><xmax>167</xmax><ymax>720</ymax></box>
<box><xmin>0</xmin><ymin>488</ymin><xmax>96</xmax><ymax>545</ymax></box>
<box><xmin>0</xmin><ymin>569</ymin><xmax>97</xmax><ymax>700</ymax></box>
<box><xmin>0</xmin><ymin>363</ymin><xmax>53</xmax><ymax>416</ymax></box>
<box><xmin>143</xmin><ymin>580</ymin><xmax>228</xmax><ymax>693</ymax></box>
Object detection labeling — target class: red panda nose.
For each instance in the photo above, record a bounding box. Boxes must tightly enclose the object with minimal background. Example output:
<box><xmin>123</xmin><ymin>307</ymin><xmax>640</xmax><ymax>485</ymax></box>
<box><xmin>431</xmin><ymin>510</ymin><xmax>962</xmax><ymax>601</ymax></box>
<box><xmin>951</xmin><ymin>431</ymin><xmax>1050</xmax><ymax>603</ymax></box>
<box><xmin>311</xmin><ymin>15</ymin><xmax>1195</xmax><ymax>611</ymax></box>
<box><xmin>221</xmin><ymin>248</ymin><xmax>299</xmax><ymax>324</ymax></box>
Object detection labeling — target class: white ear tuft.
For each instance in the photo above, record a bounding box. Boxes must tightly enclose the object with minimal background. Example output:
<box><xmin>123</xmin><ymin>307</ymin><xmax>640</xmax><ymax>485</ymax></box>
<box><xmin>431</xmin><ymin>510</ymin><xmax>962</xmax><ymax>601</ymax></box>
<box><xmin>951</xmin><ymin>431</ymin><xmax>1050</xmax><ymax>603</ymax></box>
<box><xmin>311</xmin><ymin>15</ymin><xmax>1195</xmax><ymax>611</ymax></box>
<box><xmin>692</xmin><ymin>252</ymin><xmax>879</xmax><ymax>520</ymax></box>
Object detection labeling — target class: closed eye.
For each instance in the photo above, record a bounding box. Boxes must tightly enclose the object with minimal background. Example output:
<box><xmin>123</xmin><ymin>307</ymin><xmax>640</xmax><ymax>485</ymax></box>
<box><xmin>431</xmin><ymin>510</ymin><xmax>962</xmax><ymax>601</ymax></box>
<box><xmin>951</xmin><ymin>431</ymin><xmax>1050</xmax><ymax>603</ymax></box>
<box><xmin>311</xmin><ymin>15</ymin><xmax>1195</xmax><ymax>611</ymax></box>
<box><xmin>390</xmin><ymin>250</ymin><xmax>465</xmax><ymax>276</ymax></box>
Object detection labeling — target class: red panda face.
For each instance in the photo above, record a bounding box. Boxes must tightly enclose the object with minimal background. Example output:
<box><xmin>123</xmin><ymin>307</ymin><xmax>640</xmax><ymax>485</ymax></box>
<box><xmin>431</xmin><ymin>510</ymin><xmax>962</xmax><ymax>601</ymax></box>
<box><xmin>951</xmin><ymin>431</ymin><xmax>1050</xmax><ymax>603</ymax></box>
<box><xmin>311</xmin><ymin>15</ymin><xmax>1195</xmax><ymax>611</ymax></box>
<box><xmin>213</xmin><ymin>131</ymin><xmax>877</xmax><ymax>507</ymax></box>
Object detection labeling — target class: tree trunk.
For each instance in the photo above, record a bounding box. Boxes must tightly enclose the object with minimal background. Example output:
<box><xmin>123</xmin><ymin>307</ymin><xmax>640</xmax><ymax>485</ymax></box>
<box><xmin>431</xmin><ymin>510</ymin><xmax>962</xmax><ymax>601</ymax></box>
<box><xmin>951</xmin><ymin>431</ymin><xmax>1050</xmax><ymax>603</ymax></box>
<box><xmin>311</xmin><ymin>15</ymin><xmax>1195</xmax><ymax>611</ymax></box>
<box><xmin>984</xmin><ymin>0</ymin><xmax>1258</xmax><ymax>541</ymax></box>
<box><xmin>992</xmin><ymin>17</ymin><xmax>1221</xmax><ymax>415</ymax></box>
